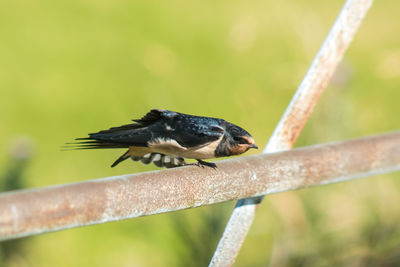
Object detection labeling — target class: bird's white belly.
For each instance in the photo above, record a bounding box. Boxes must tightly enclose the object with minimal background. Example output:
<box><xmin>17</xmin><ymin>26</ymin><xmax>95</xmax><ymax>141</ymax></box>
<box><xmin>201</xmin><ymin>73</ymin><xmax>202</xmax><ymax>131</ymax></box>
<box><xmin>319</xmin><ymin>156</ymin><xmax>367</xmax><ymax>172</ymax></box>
<box><xmin>178</xmin><ymin>143</ymin><xmax>218</xmax><ymax>159</ymax></box>
<box><xmin>148</xmin><ymin>137</ymin><xmax>221</xmax><ymax>159</ymax></box>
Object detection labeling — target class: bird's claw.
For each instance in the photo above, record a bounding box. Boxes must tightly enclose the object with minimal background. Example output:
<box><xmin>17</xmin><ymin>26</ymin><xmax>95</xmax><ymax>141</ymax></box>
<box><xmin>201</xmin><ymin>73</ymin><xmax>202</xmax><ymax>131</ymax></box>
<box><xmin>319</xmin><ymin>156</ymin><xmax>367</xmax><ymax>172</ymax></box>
<box><xmin>196</xmin><ymin>159</ymin><xmax>217</xmax><ymax>169</ymax></box>
<box><xmin>182</xmin><ymin>160</ymin><xmax>217</xmax><ymax>169</ymax></box>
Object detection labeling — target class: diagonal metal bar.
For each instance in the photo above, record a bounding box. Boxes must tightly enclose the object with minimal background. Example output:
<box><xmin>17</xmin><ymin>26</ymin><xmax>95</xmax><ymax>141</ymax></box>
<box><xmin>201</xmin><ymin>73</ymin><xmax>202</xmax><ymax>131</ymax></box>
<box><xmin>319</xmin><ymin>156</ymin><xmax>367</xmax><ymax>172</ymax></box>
<box><xmin>1</xmin><ymin>131</ymin><xmax>399</xmax><ymax>241</ymax></box>
<box><xmin>210</xmin><ymin>0</ymin><xmax>374</xmax><ymax>265</ymax></box>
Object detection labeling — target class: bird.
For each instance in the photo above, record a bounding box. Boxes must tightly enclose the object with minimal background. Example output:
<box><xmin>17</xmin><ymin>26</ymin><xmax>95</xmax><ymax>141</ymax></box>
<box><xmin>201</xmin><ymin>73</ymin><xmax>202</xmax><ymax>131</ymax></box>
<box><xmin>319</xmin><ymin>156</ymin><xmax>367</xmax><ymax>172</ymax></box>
<box><xmin>67</xmin><ymin>109</ymin><xmax>258</xmax><ymax>169</ymax></box>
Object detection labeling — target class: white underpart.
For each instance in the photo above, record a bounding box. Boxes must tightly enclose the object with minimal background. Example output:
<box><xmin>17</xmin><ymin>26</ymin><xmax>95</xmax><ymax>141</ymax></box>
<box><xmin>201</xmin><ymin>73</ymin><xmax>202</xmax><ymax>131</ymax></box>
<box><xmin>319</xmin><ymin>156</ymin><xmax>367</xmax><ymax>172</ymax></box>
<box><xmin>128</xmin><ymin>146</ymin><xmax>185</xmax><ymax>168</ymax></box>
<box><xmin>136</xmin><ymin>153</ymin><xmax>184</xmax><ymax>168</ymax></box>
<box><xmin>153</xmin><ymin>153</ymin><xmax>161</xmax><ymax>162</ymax></box>
<box><xmin>163</xmin><ymin>155</ymin><xmax>171</xmax><ymax>164</ymax></box>
<box><xmin>148</xmin><ymin>136</ymin><xmax>222</xmax><ymax>159</ymax></box>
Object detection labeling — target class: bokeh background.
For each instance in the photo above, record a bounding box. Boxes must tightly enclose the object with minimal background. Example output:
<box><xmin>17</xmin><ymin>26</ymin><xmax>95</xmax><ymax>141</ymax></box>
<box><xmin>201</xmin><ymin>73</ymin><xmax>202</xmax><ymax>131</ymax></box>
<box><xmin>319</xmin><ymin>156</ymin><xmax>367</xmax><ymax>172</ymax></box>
<box><xmin>1</xmin><ymin>0</ymin><xmax>400</xmax><ymax>266</ymax></box>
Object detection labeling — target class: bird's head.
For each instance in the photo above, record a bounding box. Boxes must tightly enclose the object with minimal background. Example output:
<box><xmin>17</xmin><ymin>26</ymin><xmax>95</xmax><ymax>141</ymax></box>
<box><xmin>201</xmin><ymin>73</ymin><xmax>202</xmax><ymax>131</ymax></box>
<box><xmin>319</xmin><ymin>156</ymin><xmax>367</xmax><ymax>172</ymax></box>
<box><xmin>226</xmin><ymin>124</ymin><xmax>258</xmax><ymax>155</ymax></box>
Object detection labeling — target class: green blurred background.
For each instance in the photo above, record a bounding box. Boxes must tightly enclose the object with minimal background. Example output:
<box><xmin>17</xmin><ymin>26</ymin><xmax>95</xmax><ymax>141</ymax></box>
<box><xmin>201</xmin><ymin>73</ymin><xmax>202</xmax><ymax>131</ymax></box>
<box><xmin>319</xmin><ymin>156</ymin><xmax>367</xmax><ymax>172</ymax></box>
<box><xmin>1</xmin><ymin>0</ymin><xmax>400</xmax><ymax>266</ymax></box>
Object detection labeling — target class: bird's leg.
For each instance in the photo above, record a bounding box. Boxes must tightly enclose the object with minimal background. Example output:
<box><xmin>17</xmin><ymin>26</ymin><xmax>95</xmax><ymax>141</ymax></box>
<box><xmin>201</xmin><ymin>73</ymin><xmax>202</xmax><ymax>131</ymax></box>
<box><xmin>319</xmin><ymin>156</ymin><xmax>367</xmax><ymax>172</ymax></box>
<box><xmin>196</xmin><ymin>159</ymin><xmax>217</xmax><ymax>169</ymax></box>
<box><xmin>181</xmin><ymin>159</ymin><xmax>217</xmax><ymax>169</ymax></box>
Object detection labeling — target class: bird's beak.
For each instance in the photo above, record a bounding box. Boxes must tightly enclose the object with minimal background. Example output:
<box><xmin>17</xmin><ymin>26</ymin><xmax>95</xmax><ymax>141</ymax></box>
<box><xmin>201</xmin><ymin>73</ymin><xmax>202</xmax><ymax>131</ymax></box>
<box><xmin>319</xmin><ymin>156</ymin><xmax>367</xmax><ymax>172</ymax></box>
<box><xmin>249</xmin><ymin>144</ymin><xmax>258</xmax><ymax>149</ymax></box>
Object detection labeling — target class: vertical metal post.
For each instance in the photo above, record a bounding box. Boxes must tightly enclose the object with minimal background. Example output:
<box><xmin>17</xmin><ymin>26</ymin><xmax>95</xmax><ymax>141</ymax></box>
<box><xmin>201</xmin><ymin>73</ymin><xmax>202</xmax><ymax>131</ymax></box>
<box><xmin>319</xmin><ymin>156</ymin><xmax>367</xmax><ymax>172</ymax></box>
<box><xmin>210</xmin><ymin>0</ymin><xmax>374</xmax><ymax>265</ymax></box>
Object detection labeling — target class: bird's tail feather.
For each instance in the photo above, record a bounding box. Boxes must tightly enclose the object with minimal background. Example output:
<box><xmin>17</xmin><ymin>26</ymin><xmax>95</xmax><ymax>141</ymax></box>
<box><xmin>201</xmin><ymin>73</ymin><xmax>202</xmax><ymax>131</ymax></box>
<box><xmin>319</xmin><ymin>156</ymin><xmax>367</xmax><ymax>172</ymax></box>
<box><xmin>61</xmin><ymin>138</ymin><xmax>129</xmax><ymax>150</ymax></box>
<box><xmin>111</xmin><ymin>150</ymin><xmax>130</xmax><ymax>167</ymax></box>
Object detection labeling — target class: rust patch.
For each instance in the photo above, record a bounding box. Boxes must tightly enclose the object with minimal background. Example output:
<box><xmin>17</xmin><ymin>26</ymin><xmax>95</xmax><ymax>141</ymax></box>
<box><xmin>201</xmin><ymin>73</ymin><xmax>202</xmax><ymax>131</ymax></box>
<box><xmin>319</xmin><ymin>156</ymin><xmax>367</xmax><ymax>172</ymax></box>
<box><xmin>0</xmin><ymin>131</ymin><xmax>398</xmax><ymax>241</ymax></box>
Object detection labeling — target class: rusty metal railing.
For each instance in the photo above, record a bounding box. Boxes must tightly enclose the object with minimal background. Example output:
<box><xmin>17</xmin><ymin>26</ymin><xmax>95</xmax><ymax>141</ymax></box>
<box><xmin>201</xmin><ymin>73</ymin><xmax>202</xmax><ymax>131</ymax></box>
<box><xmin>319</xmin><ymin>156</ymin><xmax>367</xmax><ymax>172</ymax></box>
<box><xmin>1</xmin><ymin>131</ymin><xmax>400</xmax><ymax>241</ymax></box>
<box><xmin>210</xmin><ymin>0</ymin><xmax>374</xmax><ymax>265</ymax></box>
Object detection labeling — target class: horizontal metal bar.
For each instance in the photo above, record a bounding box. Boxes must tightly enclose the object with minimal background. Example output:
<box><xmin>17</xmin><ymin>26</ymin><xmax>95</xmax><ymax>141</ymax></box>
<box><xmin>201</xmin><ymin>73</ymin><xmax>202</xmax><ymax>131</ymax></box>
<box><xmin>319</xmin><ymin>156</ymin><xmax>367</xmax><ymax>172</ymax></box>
<box><xmin>1</xmin><ymin>131</ymin><xmax>399</xmax><ymax>241</ymax></box>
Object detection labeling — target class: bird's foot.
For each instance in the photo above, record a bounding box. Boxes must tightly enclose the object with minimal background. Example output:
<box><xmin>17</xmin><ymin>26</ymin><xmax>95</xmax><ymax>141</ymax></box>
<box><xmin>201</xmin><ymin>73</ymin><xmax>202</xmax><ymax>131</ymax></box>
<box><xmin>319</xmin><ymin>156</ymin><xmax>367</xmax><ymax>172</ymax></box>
<box><xmin>196</xmin><ymin>159</ymin><xmax>217</xmax><ymax>169</ymax></box>
<box><xmin>181</xmin><ymin>159</ymin><xmax>217</xmax><ymax>169</ymax></box>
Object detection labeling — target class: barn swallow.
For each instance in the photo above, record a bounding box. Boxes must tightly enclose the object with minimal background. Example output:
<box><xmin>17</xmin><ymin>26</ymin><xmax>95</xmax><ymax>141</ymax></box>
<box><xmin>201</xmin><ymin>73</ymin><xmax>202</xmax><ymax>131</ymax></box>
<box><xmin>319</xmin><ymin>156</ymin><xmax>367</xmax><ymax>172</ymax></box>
<box><xmin>68</xmin><ymin>109</ymin><xmax>258</xmax><ymax>169</ymax></box>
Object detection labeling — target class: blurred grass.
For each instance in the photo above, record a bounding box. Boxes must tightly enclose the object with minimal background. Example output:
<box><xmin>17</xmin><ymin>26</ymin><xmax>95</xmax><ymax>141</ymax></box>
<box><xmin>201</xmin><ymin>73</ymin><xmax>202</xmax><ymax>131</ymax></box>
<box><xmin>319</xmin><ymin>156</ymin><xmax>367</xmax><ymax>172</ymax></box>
<box><xmin>1</xmin><ymin>0</ymin><xmax>400</xmax><ymax>266</ymax></box>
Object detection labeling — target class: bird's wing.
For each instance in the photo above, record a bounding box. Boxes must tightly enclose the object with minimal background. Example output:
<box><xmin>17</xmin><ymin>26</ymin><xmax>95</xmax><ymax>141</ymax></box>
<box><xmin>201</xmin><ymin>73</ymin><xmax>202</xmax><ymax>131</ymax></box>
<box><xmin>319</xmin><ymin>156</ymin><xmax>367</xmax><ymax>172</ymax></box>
<box><xmin>166</xmin><ymin>120</ymin><xmax>225</xmax><ymax>148</ymax></box>
<box><xmin>68</xmin><ymin>109</ymin><xmax>224</xmax><ymax>150</ymax></box>
<box><xmin>91</xmin><ymin>109</ymin><xmax>176</xmax><ymax>135</ymax></box>
<box><xmin>69</xmin><ymin>109</ymin><xmax>173</xmax><ymax>149</ymax></box>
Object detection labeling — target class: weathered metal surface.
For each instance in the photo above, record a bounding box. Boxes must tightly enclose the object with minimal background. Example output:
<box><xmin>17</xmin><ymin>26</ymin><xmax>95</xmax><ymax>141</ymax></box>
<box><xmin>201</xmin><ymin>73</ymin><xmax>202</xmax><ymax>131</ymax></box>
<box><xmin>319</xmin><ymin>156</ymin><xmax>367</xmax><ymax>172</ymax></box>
<box><xmin>0</xmin><ymin>131</ymin><xmax>399</xmax><ymax>241</ymax></box>
<box><xmin>210</xmin><ymin>0</ymin><xmax>374</xmax><ymax>265</ymax></box>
